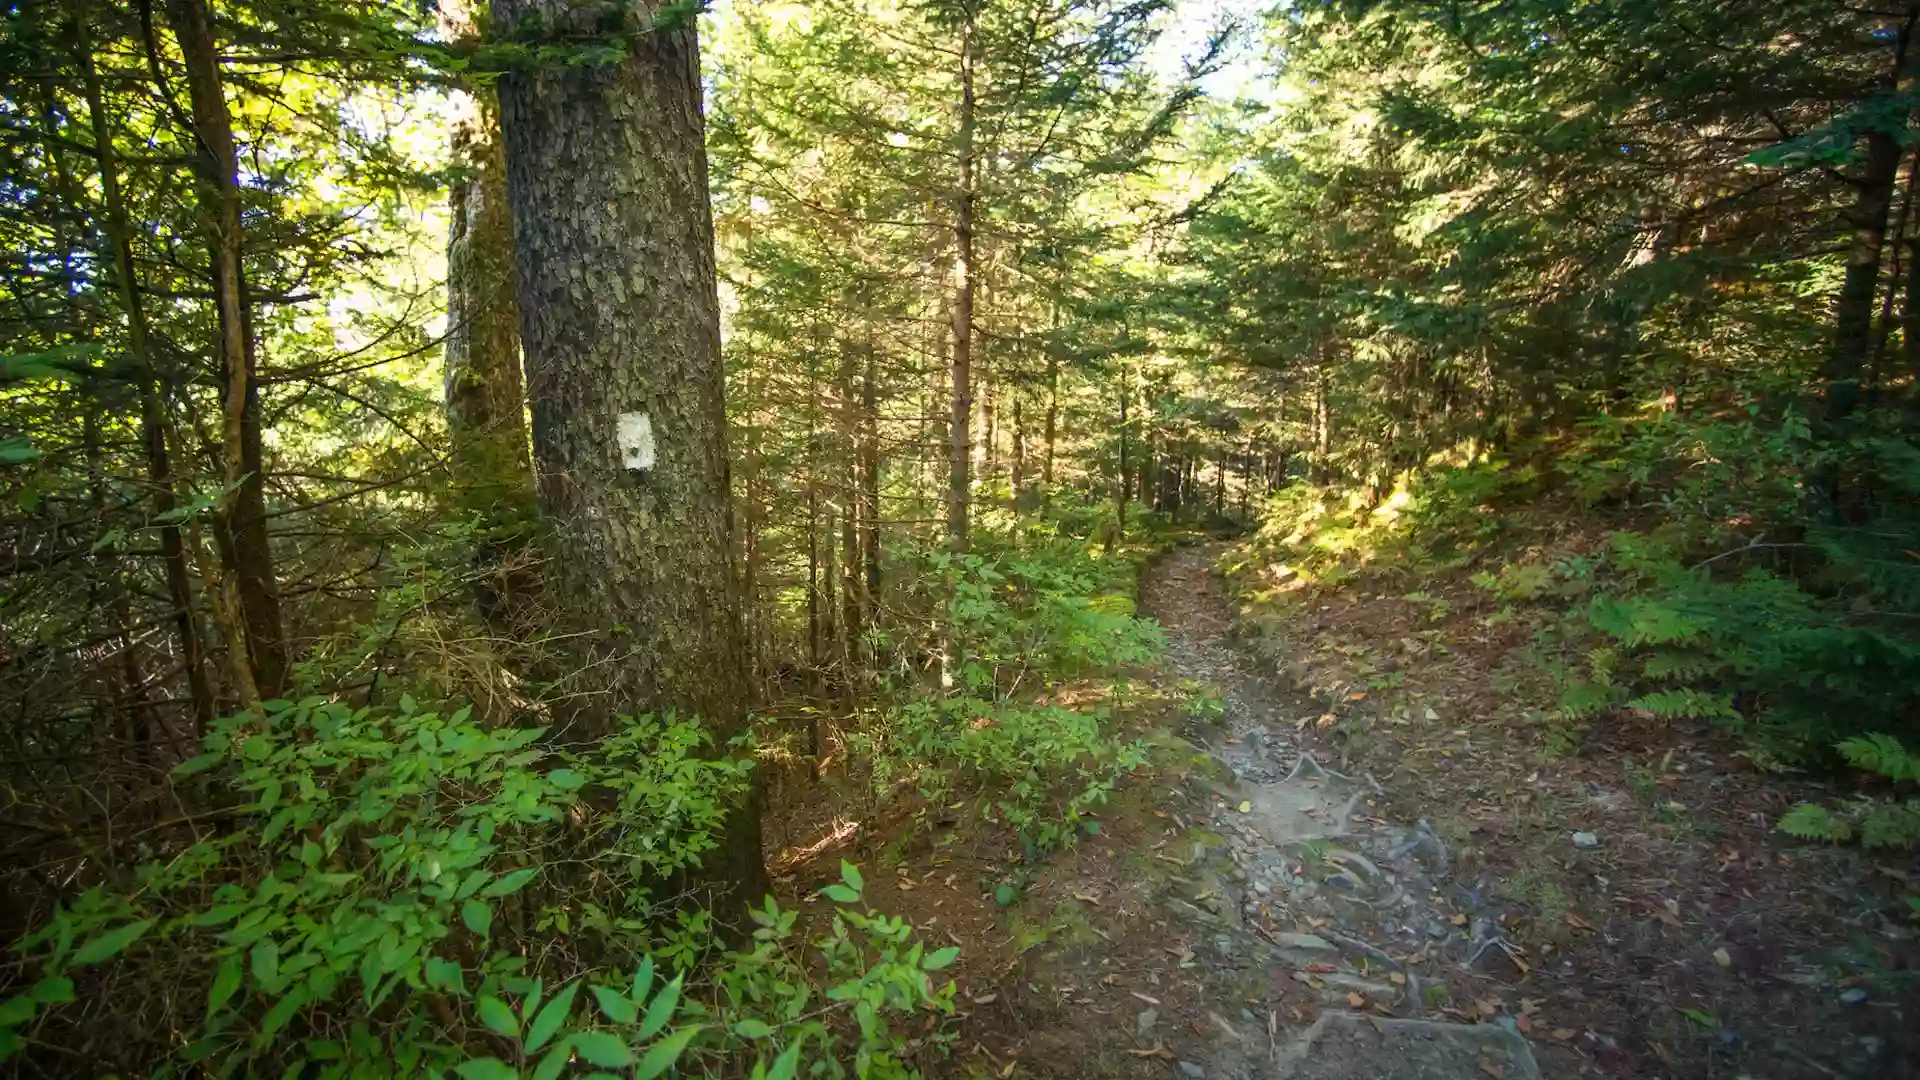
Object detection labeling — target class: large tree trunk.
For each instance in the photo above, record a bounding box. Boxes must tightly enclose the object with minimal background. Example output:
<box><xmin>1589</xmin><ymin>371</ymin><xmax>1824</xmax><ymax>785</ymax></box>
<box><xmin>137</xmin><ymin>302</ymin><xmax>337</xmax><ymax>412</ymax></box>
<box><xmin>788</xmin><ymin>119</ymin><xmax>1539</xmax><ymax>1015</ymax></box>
<box><xmin>442</xmin><ymin>0</ymin><xmax>535</xmax><ymax>632</ymax></box>
<box><xmin>168</xmin><ymin>0</ymin><xmax>287</xmax><ymax>701</ymax></box>
<box><xmin>946</xmin><ymin>10</ymin><xmax>977</xmax><ymax>552</ymax></box>
<box><xmin>492</xmin><ymin>0</ymin><xmax>767</xmax><ymax>908</ymax></box>
<box><xmin>79</xmin><ymin>34</ymin><xmax>215</xmax><ymax>733</ymax></box>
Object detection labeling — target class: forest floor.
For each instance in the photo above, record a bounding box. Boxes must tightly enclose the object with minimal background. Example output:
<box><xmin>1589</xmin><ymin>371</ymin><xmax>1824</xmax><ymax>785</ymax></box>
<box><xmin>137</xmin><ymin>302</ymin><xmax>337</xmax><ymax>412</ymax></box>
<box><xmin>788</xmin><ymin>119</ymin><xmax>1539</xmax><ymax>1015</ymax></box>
<box><xmin>763</xmin><ymin>541</ymin><xmax>1915</xmax><ymax>1080</ymax></box>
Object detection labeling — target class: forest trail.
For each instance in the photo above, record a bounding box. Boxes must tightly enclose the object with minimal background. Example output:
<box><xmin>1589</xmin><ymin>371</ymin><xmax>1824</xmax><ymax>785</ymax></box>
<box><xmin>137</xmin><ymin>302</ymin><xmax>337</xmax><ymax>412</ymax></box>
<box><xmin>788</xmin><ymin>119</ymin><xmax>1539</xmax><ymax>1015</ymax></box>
<box><xmin>1134</xmin><ymin>543</ymin><xmax>1542</xmax><ymax>1080</ymax></box>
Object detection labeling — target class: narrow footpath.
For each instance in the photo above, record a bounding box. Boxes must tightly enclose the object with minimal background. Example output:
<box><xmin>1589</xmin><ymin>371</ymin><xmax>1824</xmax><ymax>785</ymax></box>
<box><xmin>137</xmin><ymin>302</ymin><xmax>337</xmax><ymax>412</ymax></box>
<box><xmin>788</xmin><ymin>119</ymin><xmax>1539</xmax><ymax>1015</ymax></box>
<box><xmin>1137</xmin><ymin>542</ymin><xmax>1543</xmax><ymax>1080</ymax></box>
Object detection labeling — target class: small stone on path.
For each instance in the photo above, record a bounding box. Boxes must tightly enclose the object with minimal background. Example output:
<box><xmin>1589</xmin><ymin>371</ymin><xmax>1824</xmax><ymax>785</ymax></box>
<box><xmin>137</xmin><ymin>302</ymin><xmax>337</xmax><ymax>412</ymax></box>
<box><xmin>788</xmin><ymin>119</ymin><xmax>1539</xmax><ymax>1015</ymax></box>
<box><xmin>1176</xmin><ymin>1061</ymin><xmax>1207</xmax><ymax>1080</ymax></box>
<box><xmin>1571</xmin><ymin>831</ymin><xmax>1600</xmax><ymax>849</ymax></box>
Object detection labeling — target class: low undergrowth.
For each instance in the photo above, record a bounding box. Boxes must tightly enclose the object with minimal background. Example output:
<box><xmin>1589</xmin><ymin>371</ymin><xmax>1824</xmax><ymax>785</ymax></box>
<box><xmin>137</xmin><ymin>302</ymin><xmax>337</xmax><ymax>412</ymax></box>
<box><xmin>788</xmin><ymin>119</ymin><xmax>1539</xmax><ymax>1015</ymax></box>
<box><xmin>1223</xmin><ymin>391</ymin><xmax>1920</xmax><ymax>853</ymax></box>
<box><xmin>0</xmin><ymin>697</ymin><xmax>958</xmax><ymax>1078</ymax></box>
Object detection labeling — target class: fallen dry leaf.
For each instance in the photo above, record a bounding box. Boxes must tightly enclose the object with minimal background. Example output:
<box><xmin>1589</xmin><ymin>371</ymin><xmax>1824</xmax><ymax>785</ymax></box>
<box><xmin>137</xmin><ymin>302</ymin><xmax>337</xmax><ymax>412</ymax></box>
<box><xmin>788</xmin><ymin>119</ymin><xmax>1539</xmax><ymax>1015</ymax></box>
<box><xmin>1551</xmin><ymin>1028</ymin><xmax>1577</xmax><ymax>1042</ymax></box>
<box><xmin>1126</xmin><ymin>1044</ymin><xmax>1174</xmax><ymax>1060</ymax></box>
<box><xmin>1130</xmin><ymin>991</ymin><xmax>1161</xmax><ymax>1006</ymax></box>
<box><xmin>1347</xmin><ymin>992</ymin><xmax>1365</xmax><ymax>1007</ymax></box>
<box><xmin>1450</xmin><ymin>913</ymin><xmax>1469</xmax><ymax>926</ymax></box>
<box><xmin>1712</xmin><ymin>947</ymin><xmax>1732</xmax><ymax>968</ymax></box>
<box><xmin>1479</xmin><ymin>1058</ymin><xmax>1506</xmax><ymax>1079</ymax></box>
<box><xmin>1389</xmin><ymin>972</ymin><xmax>1407</xmax><ymax>986</ymax></box>
<box><xmin>1515</xmin><ymin>1013</ymin><xmax>1532</xmax><ymax>1034</ymax></box>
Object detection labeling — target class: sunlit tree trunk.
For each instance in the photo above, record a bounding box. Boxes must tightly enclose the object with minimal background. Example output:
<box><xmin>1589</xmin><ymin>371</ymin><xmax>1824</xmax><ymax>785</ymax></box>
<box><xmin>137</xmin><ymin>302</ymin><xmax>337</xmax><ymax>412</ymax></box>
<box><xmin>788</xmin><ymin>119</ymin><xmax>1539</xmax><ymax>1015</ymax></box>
<box><xmin>946</xmin><ymin>7</ymin><xmax>977</xmax><ymax>552</ymax></box>
<box><xmin>442</xmin><ymin>0</ymin><xmax>534</xmax><ymax>632</ymax></box>
<box><xmin>492</xmin><ymin>0</ymin><xmax>767</xmax><ymax>908</ymax></box>
<box><xmin>167</xmin><ymin>0</ymin><xmax>287</xmax><ymax>701</ymax></box>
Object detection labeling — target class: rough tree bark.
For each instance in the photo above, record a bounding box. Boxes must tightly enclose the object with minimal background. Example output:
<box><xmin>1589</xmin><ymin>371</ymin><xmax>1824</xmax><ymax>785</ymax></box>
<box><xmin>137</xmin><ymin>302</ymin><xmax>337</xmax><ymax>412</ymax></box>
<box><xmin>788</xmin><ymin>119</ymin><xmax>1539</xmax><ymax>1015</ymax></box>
<box><xmin>167</xmin><ymin>0</ymin><xmax>287</xmax><ymax>701</ymax></box>
<box><xmin>442</xmin><ymin>0</ymin><xmax>535</xmax><ymax>631</ymax></box>
<box><xmin>491</xmin><ymin>0</ymin><xmax>768</xmax><ymax>907</ymax></box>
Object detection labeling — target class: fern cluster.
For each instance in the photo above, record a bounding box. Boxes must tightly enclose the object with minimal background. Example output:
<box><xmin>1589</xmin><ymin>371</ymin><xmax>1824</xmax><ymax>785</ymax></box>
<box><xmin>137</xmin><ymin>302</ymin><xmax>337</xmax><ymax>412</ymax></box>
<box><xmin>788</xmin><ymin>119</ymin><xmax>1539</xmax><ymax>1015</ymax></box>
<box><xmin>1779</xmin><ymin>735</ymin><xmax>1920</xmax><ymax>852</ymax></box>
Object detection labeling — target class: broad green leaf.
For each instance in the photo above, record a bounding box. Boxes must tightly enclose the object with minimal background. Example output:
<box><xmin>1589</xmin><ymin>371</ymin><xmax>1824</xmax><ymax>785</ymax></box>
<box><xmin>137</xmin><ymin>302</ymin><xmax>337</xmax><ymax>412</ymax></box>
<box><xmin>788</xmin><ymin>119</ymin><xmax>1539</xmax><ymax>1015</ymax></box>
<box><xmin>0</xmin><ymin>996</ymin><xmax>34</xmax><ymax>1027</ymax></box>
<box><xmin>425</xmin><ymin>956</ymin><xmax>466</xmax><ymax>996</ymax></box>
<box><xmin>524</xmin><ymin>980</ymin><xmax>579</xmax><ymax>1053</ymax></box>
<box><xmin>546</xmin><ymin>768</ymin><xmax>586</xmax><ymax>791</ymax></box>
<box><xmin>477</xmin><ymin>995</ymin><xmax>519</xmax><ymax>1038</ymax></box>
<box><xmin>208</xmin><ymin>954</ymin><xmax>243</xmax><ymax>1015</ymax></box>
<box><xmin>172</xmin><ymin>752</ymin><xmax>225</xmax><ymax>777</ymax></box>
<box><xmin>531</xmin><ymin>1044</ymin><xmax>571</xmax><ymax>1080</ymax></box>
<box><xmin>260</xmin><ymin>985</ymin><xmax>308</xmax><ymax>1038</ymax></box>
<box><xmin>455</xmin><ymin>870</ymin><xmax>494</xmax><ymax>900</ymax></box>
<box><xmin>454</xmin><ymin>1058</ymin><xmax>518</xmax><ymax>1080</ymax></box>
<box><xmin>71</xmin><ymin>918</ymin><xmax>154</xmax><ymax>966</ymax></box>
<box><xmin>482</xmin><ymin>868</ymin><xmax>539</xmax><ymax>898</ymax></box>
<box><xmin>637</xmin><ymin>975</ymin><xmax>682</xmax><ymax>1040</ymax></box>
<box><xmin>922</xmin><ymin>946</ymin><xmax>959</xmax><ymax>971</ymax></box>
<box><xmin>30</xmin><ymin>978</ymin><xmax>73</xmax><ymax>1006</ymax></box>
<box><xmin>731</xmin><ymin>1017</ymin><xmax>774</xmax><ymax>1039</ymax></box>
<box><xmin>568</xmin><ymin>1031</ymin><xmax>633</xmax><ymax>1067</ymax></box>
<box><xmin>760</xmin><ymin>1036</ymin><xmax>804</xmax><ymax>1080</ymax></box>
<box><xmin>840</xmin><ymin>861</ymin><xmax>864</xmax><ymax>893</ymax></box>
<box><xmin>250</xmin><ymin>940</ymin><xmax>280</xmax><ymax>989</ymax></box>
<box><xmin>630</xmin><ymin>956</ymin><xmax>655</xmax><ymax>1002</ymax></box>
<box><xmin>820</xmin><ymin>884</ymin><xmax>859</xmax><ymax>904</ymax></box>
<box><xmin>633</xmin><ymin>1024</ymin><xmax>701</xmax><ymax>1080</ymax></box>
<box><xmin>462</xmin><ymin>900</ymin><xmax>492</xmax><ymax>937</ymax></box>
<box><xmin>591</xmin><ymin>984</ymin><xmax>637</xmax><ymax>1024</ymax></box>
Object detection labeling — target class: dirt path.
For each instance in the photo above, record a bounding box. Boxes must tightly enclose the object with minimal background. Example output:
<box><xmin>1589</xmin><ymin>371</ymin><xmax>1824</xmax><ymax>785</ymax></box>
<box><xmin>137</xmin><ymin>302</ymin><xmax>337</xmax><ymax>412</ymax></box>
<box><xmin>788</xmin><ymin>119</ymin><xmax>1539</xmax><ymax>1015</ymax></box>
<box><xmin>1136</xmin><ymin>543</ymin><xmax>1542</xmax><ymax>1080</ymax></box>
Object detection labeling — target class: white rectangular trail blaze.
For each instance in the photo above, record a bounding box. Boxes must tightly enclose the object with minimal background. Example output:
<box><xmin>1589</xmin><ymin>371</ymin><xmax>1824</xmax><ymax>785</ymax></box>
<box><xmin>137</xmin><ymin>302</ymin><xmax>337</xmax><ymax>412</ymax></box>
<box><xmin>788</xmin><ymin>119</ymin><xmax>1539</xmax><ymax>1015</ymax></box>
<box><xmin>618</xmin><ymin>412</ymin><xmax>655</xmax><ymax>471</ymax></box>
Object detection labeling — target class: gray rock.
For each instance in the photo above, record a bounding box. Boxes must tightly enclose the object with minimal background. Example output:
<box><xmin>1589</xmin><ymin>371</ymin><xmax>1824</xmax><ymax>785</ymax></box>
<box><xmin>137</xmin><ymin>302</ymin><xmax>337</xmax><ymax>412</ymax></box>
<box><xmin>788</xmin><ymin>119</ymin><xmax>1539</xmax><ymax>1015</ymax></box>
<box><xmin>1571</xmin><ymin>831</ymin><xmax>1601</xmax><ymax>849</ymax></box>
<box><xmin>1841</xmin><ymin>987</ymin><xmax>1868</xmax><ymax>1006</ymax></box>
<box><xmin>1272</xmin><ymin>931</ymin><xmax>1337</xmax><ymax>953</ymax></box>
<box><xmin>1137</xmin><ymin>1007</ymin><xmax>1159</xmax><ymax>1037</ymax></box>
<box><xmin>1177</xmin><ymin>1062</ymin><xmax>1207</xmax><ymax>1080</ymax></box>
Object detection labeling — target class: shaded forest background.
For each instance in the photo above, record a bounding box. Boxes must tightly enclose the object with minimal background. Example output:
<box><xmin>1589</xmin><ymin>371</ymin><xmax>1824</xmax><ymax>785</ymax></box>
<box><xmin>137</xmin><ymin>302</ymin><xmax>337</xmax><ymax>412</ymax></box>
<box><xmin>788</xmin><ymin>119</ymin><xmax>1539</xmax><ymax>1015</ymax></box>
<box><xmin>1</xmin><ymin>0</ymin><xmax>1918</xmax><ymax>1075</ymax></box>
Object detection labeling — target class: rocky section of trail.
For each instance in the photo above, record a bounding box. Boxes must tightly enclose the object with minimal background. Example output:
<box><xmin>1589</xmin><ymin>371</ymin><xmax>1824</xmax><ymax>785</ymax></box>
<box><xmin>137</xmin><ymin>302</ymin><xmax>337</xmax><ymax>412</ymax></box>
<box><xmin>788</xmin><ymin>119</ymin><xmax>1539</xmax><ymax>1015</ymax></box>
<box><xmin>1140</xmin><ymin>542</ymin><xmax>1543</xmax><ymax>1080</ymax></box>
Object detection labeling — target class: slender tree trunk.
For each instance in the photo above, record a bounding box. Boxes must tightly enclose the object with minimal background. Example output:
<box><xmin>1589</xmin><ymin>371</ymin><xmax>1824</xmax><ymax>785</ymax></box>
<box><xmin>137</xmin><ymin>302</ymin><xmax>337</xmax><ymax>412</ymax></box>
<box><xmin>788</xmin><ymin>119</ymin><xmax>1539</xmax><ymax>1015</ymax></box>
<box><xmin>492</xmin><ymin>0</ymin><xmax>767</xmax><ymax>907</ymax></box>
<box><xmin>1011</xmin><ymin>389</ymin><xmax>1026</xmax><ymax>503</ymax></box>
<box><xmin>78</xmin><ymin>35</ymin><xmax>214</xmax><ymax>732</ymax></box>
<box><xmin>168</xmin><ymin>0</ymin><xmax>287</xmax><ymax>701</ymax></box>
<box><xmin>946</xmin><ymin>9</ymin><xmax>977</xmax><ymax>552</ymax></box>
<box><xmin>443</xmin><ymin>0</ymin><xmax>535</xmax><ymax>630</ymax></box>
<box><xmin>806</xmin><ymin>355</ymin><xmax>822</xmax><ymax>701</ymax></box>
<box><xmin>1043</xmin><ymin>335</ymin><xmax>1059</xmax><ymax>501</ymax></box>
<box><xmin>859</xmin><ymin>336</ymin><xmax>881</xmax><ymax>634</ymax></box>
<box><xmin>1907</xmin><ymin>235</ymin><xmax>1920</xmax><ymax>402</ymax></box>
<box><xmin>836</xmin><ymin>335</ymin><xmax>860</xmax><ymax>697</ymax></box>
<box><xmin>1115</xmin><ymin>364</ymin><xmax>1129</xmax><ymax>545</ymax></box>
<box><xmin>1829</xmin><ymin>10</ymin><xmax>1917</xmax><ymax>429</ymax></box>
<box><xmin>1831</xmin><ymin>129</ymin><xmax>1904</xmax><ymax>428</ymax></box>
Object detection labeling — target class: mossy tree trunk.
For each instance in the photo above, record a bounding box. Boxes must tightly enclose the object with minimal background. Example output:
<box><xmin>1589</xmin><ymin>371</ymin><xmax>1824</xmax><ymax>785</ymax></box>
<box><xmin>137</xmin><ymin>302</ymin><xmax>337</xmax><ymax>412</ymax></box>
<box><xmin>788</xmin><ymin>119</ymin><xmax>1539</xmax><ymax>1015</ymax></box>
<box><xmin>443</xmin><ymin>0</ymin><xmax>535</xmax><ymax>632</ymax></box>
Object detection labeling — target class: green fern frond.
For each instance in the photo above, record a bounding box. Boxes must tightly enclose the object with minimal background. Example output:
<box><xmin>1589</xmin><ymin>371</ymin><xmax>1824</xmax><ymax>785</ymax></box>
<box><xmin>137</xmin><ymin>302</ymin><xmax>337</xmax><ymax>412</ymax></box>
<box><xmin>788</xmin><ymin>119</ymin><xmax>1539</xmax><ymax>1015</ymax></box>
<box><xmin>1778</xmin><ymin>803</ymin><xmax>1849</xmax><ymax>842</ymax></box>
<box><xmin>1836</xmin><ymin>733</ymin><xmax>1918</xmax><ymax>784</ymax></box>
<box><xmin>1626</xmin><ymin>688</ymin><xmax>1739</xmax><ymax>721</ymax></box>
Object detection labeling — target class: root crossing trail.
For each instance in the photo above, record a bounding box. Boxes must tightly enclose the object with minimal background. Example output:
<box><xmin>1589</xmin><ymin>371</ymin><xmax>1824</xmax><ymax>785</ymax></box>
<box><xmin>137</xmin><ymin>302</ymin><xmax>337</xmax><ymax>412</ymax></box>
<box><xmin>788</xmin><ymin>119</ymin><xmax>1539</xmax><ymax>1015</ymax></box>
<box><xmin>1139</xmin><ymin>543</ymin><xmax>1543</xmax><ymax>1080</ymax></box>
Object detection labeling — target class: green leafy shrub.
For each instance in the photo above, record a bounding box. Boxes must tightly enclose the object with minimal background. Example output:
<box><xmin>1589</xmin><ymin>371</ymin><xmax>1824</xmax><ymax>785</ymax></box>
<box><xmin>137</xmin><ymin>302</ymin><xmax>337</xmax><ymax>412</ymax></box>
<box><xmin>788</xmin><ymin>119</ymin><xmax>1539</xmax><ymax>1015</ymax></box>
<box><xmin>842</xmin><ymin>537</ymin><xmax>1159</xmax><ymax>854</ymax></box>
<box><xmin>0</xmin><ymin>700</ymin><xmax>954</xmax><ymax>1076</ymax></box>
<box><xmin>715</xmin><ymin>862</ymin><xmax>958</xmax><ymax>1079</ymax></box>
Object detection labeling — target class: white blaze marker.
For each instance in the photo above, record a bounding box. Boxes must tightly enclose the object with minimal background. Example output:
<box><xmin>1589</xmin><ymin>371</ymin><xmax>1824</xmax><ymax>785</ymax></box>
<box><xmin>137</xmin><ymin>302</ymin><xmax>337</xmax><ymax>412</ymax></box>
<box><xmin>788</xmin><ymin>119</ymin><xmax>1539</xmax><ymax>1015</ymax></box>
<box><xmin>617</xmin><ymin>412</ymin><xmax>655</xmax><ymax>471</ymax></box>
